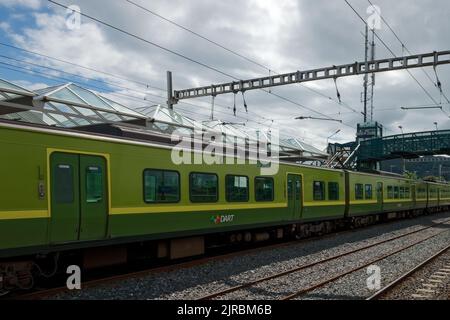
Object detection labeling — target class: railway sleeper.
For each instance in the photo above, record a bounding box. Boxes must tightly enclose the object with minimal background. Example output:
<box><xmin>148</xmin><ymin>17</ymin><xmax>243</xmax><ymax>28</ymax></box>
<box><xmin>0</xmin><ymin>206</ymin><xmax>442</xmax><ymax>294</ymax></box>
<box><xmin>0</xmin><ymin>261</ymin><xmax>33</xmax><ymax>292</ymax></box>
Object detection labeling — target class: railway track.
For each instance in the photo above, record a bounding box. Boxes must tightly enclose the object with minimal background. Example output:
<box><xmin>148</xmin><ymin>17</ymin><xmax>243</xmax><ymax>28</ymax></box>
<box><xmin>7</xmin><ymin>219</ymin><xmax>374</xmax><ymax>300</ymax></box>
<box><xmin>10</xmin><ymin>215</ymin><xmax>450</xmax><ymax>300</ymax></box>
<box><xmin>198</xmin><ymin>219</ymin><xmax>450</xmax><ymax>300</ymax></box>
<box><xmin>367</xmin><ymin>244</ymin><xmax>450</xmax><ymax>300</ymax></box>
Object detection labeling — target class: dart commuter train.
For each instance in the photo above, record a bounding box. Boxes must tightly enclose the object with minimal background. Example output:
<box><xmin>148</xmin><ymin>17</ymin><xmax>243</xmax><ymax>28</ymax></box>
<box><xmin>1</xmin><ymin>118</ymin><xmax>449</xmax><ymax>292</ymax></box>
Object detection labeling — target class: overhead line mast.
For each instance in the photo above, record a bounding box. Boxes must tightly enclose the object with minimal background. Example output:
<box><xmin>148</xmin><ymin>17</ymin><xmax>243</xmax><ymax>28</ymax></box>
<box><xmin>363</xmin><ymin>24</ymin><xmax>369</xmax><ymax>123</ymax></box>
<box><xmin>369</xmin><ymin>27</ymin><xmax>376</xmax><ymax>122</ymax></box>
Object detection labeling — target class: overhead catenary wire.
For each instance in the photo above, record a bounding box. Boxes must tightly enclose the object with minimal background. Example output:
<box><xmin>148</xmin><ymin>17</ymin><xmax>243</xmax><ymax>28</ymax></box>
<box><xmin>124</xmin><ymin>0</ymin><xmax>360</xmax><ymax>116</ymax></box>
<box><xmin>0</xmin><ymin>42</ymin><xmax>279</xmax><ymax>125</ymax></box>
<box><xmin>366</xmin><ymin>0</ymin><xmax>450</xmax><ymax>105</ymax></box>
<box><xmin>0</xmin><ymin>62</ymin><xmax>265</xmax><ymax>129</ymax></box>
<box><xmin>47</xmin><ymin>0</ymin><xmax>357</xmax><ymax>129</ymax></box>
<box><xmin>125</xmin><ymin>0</ymin><xmax>270</xmax><ymax>72</ymax></box>
<box><xmin>0</xmin><ymin>61</ymin><xmax>338</xmax><ymax>145</ymax></box>
<box><xmin>0</xmin><ymin>61</ymin><xmax>275</xmax><ymax>128</ymax></box>
<box><xmin>0</xmin><ymin>53</ymin><xmax>153</xmax><ymax>96</ymax></box>
<box><xmin>344</xmin><ymin>0</ymin><xmax>441</xmax><ymax>107</ymax></box>
<box><xmin>0</xmin><ymin>52</ymin><xmax>275</xmax><ymax>126</ymax></box>
<box><xmin>0</xmin><ymin>42</ymin><xmax>162</xmax><ymax>90</ymax></box>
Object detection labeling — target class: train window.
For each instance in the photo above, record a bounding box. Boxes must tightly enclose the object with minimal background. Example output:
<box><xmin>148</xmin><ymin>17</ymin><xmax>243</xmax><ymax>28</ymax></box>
<box><xmin>394</xmin><ymin>186</ymin><xmax>399</xmax><ymax>199</ymax></box>
<box><xmin>387</xmin><ymin>186</ymin><xmax>393</xmax><ymax>199</ymax></box>
<box><xmin>418</xmin><ymin>187</ymin><xmax>426</xmax><ymax>199</ymax></box>
<box><xmin>430</xmin><ymin>188</ymin><xmax>437</xmax><ymax>198</ymax></box>
<box><xmin>313</xmin><ymin>181</ymin><xmax>325</xmax><ymax>201</ymax></box>
<box><xmin>355</xmin><ymin>184</ymin><xmax>364</xmax><ymax>200</ymax></box>
<box><xmin>328</xmin><ymin>182</ymin><xmax>339</xmax><ymax>201</ymax></box>
<box><xmin>405</xmin><ymin>187</ymin><xmax>410</xmax><ymax>198</ymax></box>
<box><xmin>144</xmin><ymin>170</ymin><xmax>180</xmax><ymax>203</ymax></box>
<box><xmin>226</xmin><ymin>175</ymin><xmax>249</xmax><ymax>202</ymax></box>
<box><xmin>400</xmin><ymin>187</ymin><xmax>406</xmax><ymax>199</ymax></box>
<box><xmin>444</xmin><ymin>189</ymin><xmax>450</xmax><ymax>198</ymax></box>
<box><xmin>365</xmin><ymin>184</ymin><xmax>373</xmax><ymax>199</ymax></box>
<box><xmin>190</xmin><ymin>173</ymin><xmax>218</xmax><ymax>202</ymax></box>
<box><xmin>55</xmin><ymin>164</ymin><xmax>74</xmax><ymax>204</ymax></box>
<box><xmin>255</xmin><ymin>177</ymin><xmax>274</xmax><ymax>201</ymax></box>
<box><xmin>86</xmin><ymin>166</ymin><xmax>103</xmax><ymax>203</ymax></box>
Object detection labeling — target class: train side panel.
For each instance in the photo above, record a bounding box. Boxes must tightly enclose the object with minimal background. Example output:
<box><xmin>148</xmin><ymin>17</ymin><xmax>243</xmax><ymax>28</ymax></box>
<box><xmin>346</xmin><ymin>172</ymin><xmax>382</xmax><ymax>217</ymax></box>
<box><xmin>382</xmin><ymin>177</ymin><xmax>414</xmax><ymax>213</ymax></box>
<box><xmin>0</xmin><ymin>127</ymin><xmax>49</xmax><ymax>251</ymax></box>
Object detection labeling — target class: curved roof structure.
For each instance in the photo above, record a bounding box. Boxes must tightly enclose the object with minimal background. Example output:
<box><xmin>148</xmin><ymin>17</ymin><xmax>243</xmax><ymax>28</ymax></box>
<box><xmin>0</xmin><ymin>78</ymin><xmax>329</xmax><ymax>162</ymax></box>
<box><xmin>0</xmin><ymin>80</ymin><xmax>146</xmax><ymax>127</ymax></box>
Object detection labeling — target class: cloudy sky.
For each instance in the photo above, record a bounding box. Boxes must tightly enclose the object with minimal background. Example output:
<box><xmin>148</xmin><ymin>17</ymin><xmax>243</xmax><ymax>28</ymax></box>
<box><xmin>0</xmin><ymin>0</ymin><xmax>449</xmax><ymax>149</ymax></box>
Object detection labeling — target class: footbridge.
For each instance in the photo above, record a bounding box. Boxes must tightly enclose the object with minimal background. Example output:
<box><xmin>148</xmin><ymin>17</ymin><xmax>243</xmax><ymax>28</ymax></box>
<box><xmin>357</xmin><ymin>129</ymin><xmax>450</xmax><ymax>169</ymax></box>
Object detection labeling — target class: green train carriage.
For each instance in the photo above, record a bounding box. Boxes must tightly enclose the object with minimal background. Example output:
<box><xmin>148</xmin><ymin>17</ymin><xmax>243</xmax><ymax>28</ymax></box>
<box><xmin>0</xmin><ymin>121</ymin><xmax>347</xmax><ymax>257</ymax></box>
<box><xmin>1</xmin><ymin>120</ymin><xmax>449</xmax><ymax>291</ymax></box>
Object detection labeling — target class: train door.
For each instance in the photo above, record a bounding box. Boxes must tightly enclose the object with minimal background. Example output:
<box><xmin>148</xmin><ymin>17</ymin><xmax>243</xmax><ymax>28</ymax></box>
<box><xmin>50</xmin><ymin>152</ymin><xmax>108</xmax><ymax>243</ymax></box>
<box><xmin>287</xmin><ymin>174</ymin><xmax>302</xmax><ymax>220</ymax></box>
<box><xmin>376</xmin><ymin>182</ymin><xmax>383</xmax><ymax>211</ymax></box>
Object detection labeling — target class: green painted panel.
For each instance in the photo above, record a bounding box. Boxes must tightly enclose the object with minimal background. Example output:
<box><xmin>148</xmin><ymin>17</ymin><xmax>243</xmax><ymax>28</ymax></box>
<box><xmin>108</xmin><ymin>208</ymin><xmax>290</xmax><ymax>238</ymax></box>
<box><xmin>80</xmin><ymin>155</ymin><xmax>108</xmax><ymax>240</ymax></box>
<box><xmin>287</xmin><ymin>174</ymin><xmax>302</xmax><ymax>220</ymax></box>
<box><xmin>50</xmin><ymin>152</ymin><xmax>80</xmax><ymax>243</ymax></box>
<box><xmin>0</xmin><ymin>218</ymin><xmax>48</xmax><ymax>250</ymax></box>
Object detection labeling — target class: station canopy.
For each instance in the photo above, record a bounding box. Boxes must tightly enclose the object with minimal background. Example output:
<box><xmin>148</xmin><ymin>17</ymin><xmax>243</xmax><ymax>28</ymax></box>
<box><xmin>280</xmin><ymin>136</ymin><xmax>329</xmax><ymax>159</ymax></box>
<box><xmin>0</xmin><ymin>77</ymin><xmax>329</xmax><ymax>162</ymax></box>
<box><xmin>0</xmin><ymin>80</ymin><xmax>146</xmax><ymax>127</ymax></box>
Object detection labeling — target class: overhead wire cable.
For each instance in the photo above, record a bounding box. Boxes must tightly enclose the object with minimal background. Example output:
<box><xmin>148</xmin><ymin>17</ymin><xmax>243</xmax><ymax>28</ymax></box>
<box><xmin>122</xmin><ymin>0</ymin><xmax>359</xmax><ymax>118</ymax></box>
<box><xmin>366</xmin><ymin>0</ymin><xmax>450</xmax><ymax>104</ymax></box>
<box><xmin>344</xmin><ymin>0</ymin><xmax>440</xmax><ymax>106</ymax></box>
<box><xmin>48</xmin><ymin>0</ymin><xmax>357</xmax><ymax>129</ymax></box>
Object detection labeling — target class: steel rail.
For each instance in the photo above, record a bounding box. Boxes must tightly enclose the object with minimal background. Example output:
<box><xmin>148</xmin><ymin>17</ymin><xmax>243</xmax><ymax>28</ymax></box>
<box><xmin>198</xmin><ymin>218</ymin><xmax>450</xmax><ymax>300</ymax></box>
<box><xmin>366</xmin><ymin>243</ymin><xmax>450</xmax><ymax>300</ymax></box>
<box><xmin>281</xmin><ymin>227</ymin><xmax>450</xmax><ymax>300</ymax></box>
<box><xmin>11</xmin><ymin>215</ymin><xmax>450</xmax><ymax>300</ymax></box>
<box><xmin>10</xmin><ymin>219</ymin><xmax>372</xmax><ymax>300</ymax></box>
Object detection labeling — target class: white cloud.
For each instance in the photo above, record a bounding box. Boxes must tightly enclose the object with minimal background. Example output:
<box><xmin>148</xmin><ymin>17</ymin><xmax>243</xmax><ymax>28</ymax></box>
<box><xmin>0</xmin><ymin>0</ymin><xmax>41</xmax><ymax>9</ymax></box>
<box><xmin>0</xmin><ymin>21</ymin><xmax>11</xmax><ymax>32</ymax></box>
<box><xmin>1</xmin><ymin>0</ymin><xmax>449</xmax><ymax>150</ymax></box>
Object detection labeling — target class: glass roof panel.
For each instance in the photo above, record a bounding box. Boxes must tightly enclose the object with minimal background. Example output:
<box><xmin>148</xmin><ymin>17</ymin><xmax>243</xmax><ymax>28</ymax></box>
<box><xmin>0</xmin><ymin>92</ymin><xmax>21</xmax><ymax>101</ymax></box>
<box><xmin>44</xmin><ymin>103</ymin><xmax>56</xmax><ymax>111</ymax></box>
<box><xmin>49</xmin><ymin>87</ymin><xmax>86</xmax><ymax>105</ymax></box>
<box><xmin>51</xmin><ymin>102</ymin><xmax>78</xmax><ymax>115</ymax></box>
<box><xmin>76</xmin><ymin>106</ymin><xmax>99</xmax><ymax>117</ymax></box>
<box><xmin>0</xmin><ymin>110</ymin><xmax>46</xmax><ymax>125</ymax></box>
<box><xmin>68</xmin><ymin>84</ymin><xmax>114</xmax><ymax>111</ymax></box>
<box><xmin>69</xmin><ymin>116</ymin><xmax>91</xmax><ymax>126</ymax></box>
<box><xmin>156</xmin><ymin>109</ymin><xmax>177</xmax><ymax>123</ymax></box>
<box><xmin>35</xmin><ymin>84</ymin><xmax>63</xmax><ymax>95</ymax></box>
<box><xmin>98</xmin><ymin>111</ymin><xmax>122</xmax><ymax>122</ymax></box>
<box><xmin>42</xmin><ymin>114</ymin><xmax>58</xmax><ymax>126</ymax></box>
<box><xmin>101</xmin><ymin>96</ymin><xmax>144</xmax><ymax>117</ymax></box>
<box><xmin>48</xmin><ymin>113</ymin><xmax>72</xmax><ymax>126</ymax></box>
<box><xmin>281</xmin><ymin>137</ymin><xmax>328</xmax><ymax>156</ymax></box>
<box><xmin>0</xmin><ymin>78</ymin><xmax>34</xmax><ymax>95</ymax></box>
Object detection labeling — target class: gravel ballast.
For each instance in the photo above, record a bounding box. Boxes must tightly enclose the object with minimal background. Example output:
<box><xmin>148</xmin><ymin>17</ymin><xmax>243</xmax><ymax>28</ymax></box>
<box><xmin>49</xmin><ymin>212</ymin><xmax>450</xmax><ymax>300</ymax></box>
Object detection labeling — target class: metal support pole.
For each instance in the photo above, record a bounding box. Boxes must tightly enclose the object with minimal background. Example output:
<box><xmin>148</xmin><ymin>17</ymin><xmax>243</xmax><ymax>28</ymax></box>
<box><xmin>363</xmin><ymin>24</ymin><xmax>368</xmax><ymax>123</ymax></box>
<box><xmin>370</xmin><ymin>28</ymin><xmax>376</xmax><ymax>122</ymax></box>
<box><xmin>167</xmin><ymin>71</ymin><xmax>173</xmax><ymax>109</ymax></box>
